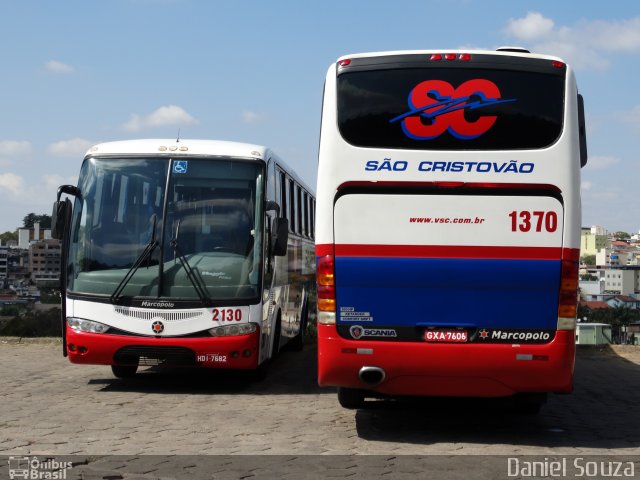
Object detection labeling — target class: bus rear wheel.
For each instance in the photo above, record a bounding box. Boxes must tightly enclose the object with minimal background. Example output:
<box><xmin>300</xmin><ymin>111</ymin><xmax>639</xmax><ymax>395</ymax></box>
<box><xmin>337</xmin><ymin>387</ymin><xmax>366</xmax><ymax>409</ymax></box>
<box><xmin>111</xmin><ymin>364</ymin><xmax>138</xmax><ymax>378</ymax></box>
<box><xmin>512</xmin><ymin>393</ymin><xmax>547</xmax><ymax>415</ymax></box>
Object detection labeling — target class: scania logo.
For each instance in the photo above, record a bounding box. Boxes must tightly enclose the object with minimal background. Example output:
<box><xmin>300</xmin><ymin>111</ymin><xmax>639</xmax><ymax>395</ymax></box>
<box><xmin>151</xmin><ymin>321</ymin><xmax>164</xmax><ymax>334</ymax></box>
<box><xmin>350</xmin><ymin>325</ymin><xmax>364</xmax><ymax>339</ymax></box>
<box><xmin>349</xmin><ymin>325</ymin><xmax>397</xmax><ymax>339</ymax></box>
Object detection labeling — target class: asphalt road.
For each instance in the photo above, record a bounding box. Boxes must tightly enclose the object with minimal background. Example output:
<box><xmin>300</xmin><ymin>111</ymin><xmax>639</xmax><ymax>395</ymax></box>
<box><xmin>1</xmin><ymin>339</ymin><xmax>639</xmax><ymax>478</ymax></box>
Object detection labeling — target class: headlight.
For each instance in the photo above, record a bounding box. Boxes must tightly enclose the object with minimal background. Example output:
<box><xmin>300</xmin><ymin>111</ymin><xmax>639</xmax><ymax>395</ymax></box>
<box><xmin>67</xmin><ymin>317</ymin><xmax>110</xmax><ymax>334</ymax></box>
<box><xmin>208</xmin><ymin>323</ymin><xmax>257</xmax><ymax>337</ymax></box>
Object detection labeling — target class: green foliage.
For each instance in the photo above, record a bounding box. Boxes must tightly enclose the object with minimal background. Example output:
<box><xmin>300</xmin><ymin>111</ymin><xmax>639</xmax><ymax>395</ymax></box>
<box><xmin>0</xmin><ymin>308</ymin><xmax>62</xmax><ymax>337</ymax></box>
<box><xmin>583</xmin><ymin>305</ymin><xmax>640</xmax><ymax>327</ymax></box>
<box><xmin>613</xmin><ymin>231</ymin><xmax>630</xmax><ymax>240</ymax></box>
<box><xmin>580</xmin><ymin>254</ymin><xmax>596</xmax><ymax>266</ymax></box>
<box><xmin>0</xmin><ymin>305</ymin><xmax>26</xmax><ymax>317</ymax></box>
<box><xmin>22</xmin><ymin>213</ymin><xmax>52</xmax><ymax>229</ymax></box>
<box><xmin>0</xmin><ymin>230</ymin><xmax>18</xmax><ymax>243</ymax></box>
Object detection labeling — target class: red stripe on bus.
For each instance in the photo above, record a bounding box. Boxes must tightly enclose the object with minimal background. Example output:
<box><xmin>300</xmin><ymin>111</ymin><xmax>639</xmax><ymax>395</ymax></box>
<box><xmin>317</xmin><ymin>243</ymin><xmax>580</xmax><ymax>261</ymax></box>
<box><xmin>330</xmin><ymin>244</ymin><xmax>565</xmax><ymax>260</ymax></box>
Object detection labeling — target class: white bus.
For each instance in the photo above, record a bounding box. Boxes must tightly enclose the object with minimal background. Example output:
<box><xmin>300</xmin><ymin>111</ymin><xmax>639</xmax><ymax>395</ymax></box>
<box><xmin>52</xmin><ymin>139</ymin><xmax>315</xmax><ymax>378</ymax></box>
<box><xmin>316</xmin><ymin>48</ymin><xmax>587</xmax><ymax>411</ymax></box>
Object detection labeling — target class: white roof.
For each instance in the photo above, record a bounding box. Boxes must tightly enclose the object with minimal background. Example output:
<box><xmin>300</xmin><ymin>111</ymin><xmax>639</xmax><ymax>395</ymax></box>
<box><xmin>337</xmin><ymin>49</ymin><xmax>564</xmax><ymax>63</ymax></box>
<box><xmin>85</xmin><ymin>139</ymin><xmax>269</xmax><ymax>159</ymax></box>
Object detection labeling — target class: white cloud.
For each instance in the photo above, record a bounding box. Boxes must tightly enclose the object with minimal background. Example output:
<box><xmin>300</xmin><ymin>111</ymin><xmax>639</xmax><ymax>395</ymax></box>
<box><xmin>0</xmin><ymin>173</ymin><xmax>26</xmax><ymax>197</ymax></box>
<box><xmin>48</xmin><ymin>138</ymin><xmax>94</xmax><ymax>157</ymax></box>
<box><xmin>122</xmin><ymin>105</ymin><xmax>198</xmax><ymax>132</ymax></box>
<box><xmin>581</xmin><ymin>180</ymin><xmax>592</xmax><ymax>191</ymax></box>
<box><xmin>43</xmin><ymin>174</ymin><xmax>77</xmax><ymax>192</ymax></box>
<box><xmin>504</xmin><ymin>12</ymin><xmax>554</xmax><ymax>41</ymax></box>
<box><xmin>242</xmin><ymin>111</ymin><xmax>268</xmax><ymax>125</ymax></box>
<box><xmin>0</xmin><ymin>140</ymin><xmax>32</xmax><ymax>157</ymax></box>
<box><xmin>45</xmin><ymin>60</ymin><xmax>75</xmax><ymax>74</ymax></box>
<box><xmin>585</xmin><ymin>155</ymin><xmax>621</xmax><ymax>171</ymax></box>
<box><xmin>503</xmin><ymin>13</ymin><xmax>640</xmax><ymax>70</ymax></box>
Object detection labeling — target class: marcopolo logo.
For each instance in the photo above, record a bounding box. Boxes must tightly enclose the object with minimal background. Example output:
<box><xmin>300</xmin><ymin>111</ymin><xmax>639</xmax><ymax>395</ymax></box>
<box><xmin>141</xmin><ymin>301</ymin><xmax>175</xmax><ymax>308</ymax></box>
<box><xmin>349</xmin><ymin>325</ymin><xmax>397</xmax><ymax>339</ymax></box>
<box><xmin>390</xmin><ymin>78</ymin><xmax>515</xmax><ymax>140</ymax></box>
<box><xmin>478</xmin><ymin>329</ymin><xmax>552</xmax><ymax>343</ymax></box>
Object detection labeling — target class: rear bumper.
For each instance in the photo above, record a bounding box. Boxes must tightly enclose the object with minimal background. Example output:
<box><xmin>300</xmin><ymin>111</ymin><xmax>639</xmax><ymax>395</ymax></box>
<box><xmin>318</xmin><ymin>324</ymin><xmax>575</xmax><ymax>397</ymax></box>
<box><xmin>66</xmin><ymin>326</ymin><xmax>260</xmax><ymax>369</ymax></box>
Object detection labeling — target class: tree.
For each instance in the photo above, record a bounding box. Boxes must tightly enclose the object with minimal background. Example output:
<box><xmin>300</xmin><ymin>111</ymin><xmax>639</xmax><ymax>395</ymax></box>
<box><xmin>613</xmin><ymin>231</ymin><xmax>630</xmax><ymax>240</ymax></box>
<box><xmin>0</xmin><ymin>231</ymin><xmax>18</xmax><ymax>244</ymax></box>
<box><xmin>22</xmin><ymin>213</ymin><xmax>51</xmax><ymax>229</ymax></box>
<box><xmin>581</xmin><ymin>254</ymin><xmax>596</xmax><ymax>266</ymax></box>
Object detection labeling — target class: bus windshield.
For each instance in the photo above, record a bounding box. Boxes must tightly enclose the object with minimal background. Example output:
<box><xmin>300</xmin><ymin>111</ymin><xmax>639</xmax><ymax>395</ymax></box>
<box><xmin>67</xmin><ymin>156</ymin><xmax>264</xmax><ymax>302</ymax></box>
<box><xmin>338</xmin><ymin>67</ymin><xmax>565</xmax><ymax>150</ymax></box>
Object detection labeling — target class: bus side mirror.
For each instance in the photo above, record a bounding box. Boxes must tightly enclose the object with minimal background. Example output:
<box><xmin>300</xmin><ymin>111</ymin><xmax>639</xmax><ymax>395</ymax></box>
<box><xmin>51</xmin><ymin>199</ymin><xmax>71</xmax><ymax>240</ymax></box>
<box><xmin>578</xmin><ymin>94</ymin><xmax>588</xmax><ymax>168</ymax></box>
<box><xmin>52</xmin><ymin>184</ymin><xmax>80</xmax><ymax>240</ymax></box>
<box><xmin>271</xmin><ymin>217</ymin><xmax>289</xmax><ymax>256</ymax></box>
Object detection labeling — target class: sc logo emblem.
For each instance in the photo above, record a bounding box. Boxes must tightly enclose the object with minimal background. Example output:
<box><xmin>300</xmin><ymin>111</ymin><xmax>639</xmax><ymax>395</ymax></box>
<box><xmin>391</xmin><ymin>79</ymin><xmax>515</xmax><ymax>140</ymax></box>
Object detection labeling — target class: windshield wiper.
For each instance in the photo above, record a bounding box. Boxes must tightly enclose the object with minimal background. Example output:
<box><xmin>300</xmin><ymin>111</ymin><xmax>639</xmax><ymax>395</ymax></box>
<box><xmin>110</xmin><ymin>215</ymin><xmax>159</xmax><ymax>303</ymax></box>
<box><xmin>170</xmin><ymin>219</ymin><xmax>210</xmax><ymax>304</ymax></box>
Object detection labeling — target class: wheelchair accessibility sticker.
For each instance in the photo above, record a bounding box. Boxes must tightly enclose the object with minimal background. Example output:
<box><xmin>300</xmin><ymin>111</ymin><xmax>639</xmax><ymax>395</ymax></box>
<box><xmin>173</xmin><ymin>160</ymin><xmax>188</xmax><ymax>174</ymax></box>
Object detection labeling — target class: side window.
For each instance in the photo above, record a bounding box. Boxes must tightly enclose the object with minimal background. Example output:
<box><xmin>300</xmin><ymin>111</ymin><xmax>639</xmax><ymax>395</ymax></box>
<box><xmin>303</xmin><ymin>192</ymin><xmax>309</xmax><ymax>237</ymax></box>
<box><xmin>309</xmin><ymin>197</ymin><xmax>316</xmax><ymax>238</ymax></box>
<box><xmin>296</xmin><ymin>185</ymin><xmax>303</xmax><ymax>235</ymax></box>
<box><xmin>288</xmin><ymin>179</ymin><xmax>296</xmax><ymax>233</ymax></box>
<box><xmin>279</xmin><ymin>170</ymin><xmax>287</xmax><ymax>219</ymax></box>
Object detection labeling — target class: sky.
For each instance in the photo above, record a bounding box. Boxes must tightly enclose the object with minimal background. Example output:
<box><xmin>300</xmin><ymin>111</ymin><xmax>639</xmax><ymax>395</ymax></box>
<box><xmin>1</xmin><ymin>0</ymin><xmax>639</xmax><ymax>235</ymax></box>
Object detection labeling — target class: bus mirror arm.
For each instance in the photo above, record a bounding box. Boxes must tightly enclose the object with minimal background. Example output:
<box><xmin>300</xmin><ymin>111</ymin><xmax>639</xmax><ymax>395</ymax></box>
<box><xmin>271</xmin><ymin>218</ymin><xmax>288</xmax><ymax>256</ymax></box>
<box><xmin>266</xmin><ymin>201</ymin><xmax>280</xmax><ymax>216</ymax></box>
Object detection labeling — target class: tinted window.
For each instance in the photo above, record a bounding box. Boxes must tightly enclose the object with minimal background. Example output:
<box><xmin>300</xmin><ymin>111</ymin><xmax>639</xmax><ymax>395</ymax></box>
<box><xmin>338</xmin><ymin>67</ymin><xmax>564</xmax><ymax>150</ymax></box>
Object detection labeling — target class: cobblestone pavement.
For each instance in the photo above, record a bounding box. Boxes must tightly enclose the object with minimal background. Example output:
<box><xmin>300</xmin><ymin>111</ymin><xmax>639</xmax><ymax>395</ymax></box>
<box><xmin>0</xmin><ymin>340</ymin><xmax>639</xmax><ymax>477</ymax></box>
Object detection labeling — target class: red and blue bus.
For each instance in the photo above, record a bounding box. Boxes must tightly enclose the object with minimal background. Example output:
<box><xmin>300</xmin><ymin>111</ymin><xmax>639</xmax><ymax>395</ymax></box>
<box><xmin>316</xmin><ymin>48</ymin><xmax>587</xmax><ymax>411</ymax></box>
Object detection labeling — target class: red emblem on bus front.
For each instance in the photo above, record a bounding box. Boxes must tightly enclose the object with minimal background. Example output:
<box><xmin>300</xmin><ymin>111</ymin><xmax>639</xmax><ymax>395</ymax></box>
<box><xmin>152</xmin><ymin>321</ymin><xmax>164</xmax><ymax>334</ymax></box>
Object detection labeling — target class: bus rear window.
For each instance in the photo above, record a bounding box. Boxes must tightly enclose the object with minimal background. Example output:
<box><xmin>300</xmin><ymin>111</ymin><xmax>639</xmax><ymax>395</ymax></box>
<box><xmin>337</xmin><ymin>68</ymin><xmax>565</xmax><ymax>150</ymax></box>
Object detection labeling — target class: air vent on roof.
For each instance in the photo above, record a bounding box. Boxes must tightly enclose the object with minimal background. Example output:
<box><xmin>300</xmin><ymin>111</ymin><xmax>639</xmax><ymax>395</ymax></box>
<box><xmin>496</xmin><ymin>46</ymin><xmax>531</xmax><ymax>53</ymax></box>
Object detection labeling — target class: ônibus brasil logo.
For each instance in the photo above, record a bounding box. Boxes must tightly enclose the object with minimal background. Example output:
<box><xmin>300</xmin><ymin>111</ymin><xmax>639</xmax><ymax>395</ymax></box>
<box><xmin>390</xmin><ymin>79</ymin><xmax>515</xmax><ymax>140</ymax></box>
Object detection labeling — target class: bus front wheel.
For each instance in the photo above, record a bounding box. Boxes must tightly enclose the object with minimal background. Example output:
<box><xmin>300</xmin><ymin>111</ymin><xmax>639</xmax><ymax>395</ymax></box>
<box><xmin>111</xmin><ymin>364</ymin><xmax>138</xmax><ymax>378</ymax></box>
<box><xmin>337</xmin><ymin>387</ymin><xmax>366</xmax><ymax>409</ymax></box>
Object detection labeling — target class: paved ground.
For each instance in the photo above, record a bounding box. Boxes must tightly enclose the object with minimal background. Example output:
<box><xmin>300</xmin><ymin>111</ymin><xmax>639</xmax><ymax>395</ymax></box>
<box><xmin>1</xmin><ymin>339</ymin><xmax>639</xmax><ymax>477</ymax></box>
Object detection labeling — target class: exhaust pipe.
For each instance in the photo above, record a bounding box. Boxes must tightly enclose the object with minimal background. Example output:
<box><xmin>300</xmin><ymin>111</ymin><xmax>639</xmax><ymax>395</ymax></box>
<box><xmin>359</xmin><ymin>366</ymin><xmax>386</xmax><ymax>386</ymax></box>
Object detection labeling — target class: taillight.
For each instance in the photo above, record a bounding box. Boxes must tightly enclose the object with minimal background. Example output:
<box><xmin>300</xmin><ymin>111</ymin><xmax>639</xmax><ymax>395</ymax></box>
<box><xmin>558</xmin><ymin>249</ymin><xmax>579</xmax><ymax>326</ymax></box>
<box><xmin>317</xmin><ymin>255</ymin><xmax>336</xmax><ymax>324</ymax></box>
<box><xmin>338</xmin><ymin>59</ymin><xmax>351</xmax><ymax>67</ymax></box>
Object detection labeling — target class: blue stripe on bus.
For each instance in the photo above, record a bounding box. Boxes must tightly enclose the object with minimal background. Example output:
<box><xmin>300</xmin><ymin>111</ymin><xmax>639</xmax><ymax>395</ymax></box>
<box><xmin>334</xmin><ymin>256</ymin><xmax>560</xmax><ymax>329</ymax></box>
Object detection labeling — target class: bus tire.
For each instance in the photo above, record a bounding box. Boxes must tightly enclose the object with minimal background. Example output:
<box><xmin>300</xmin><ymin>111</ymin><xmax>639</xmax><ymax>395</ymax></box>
<box><xmin>513</xmin><ymin>393</ymin><xmax>546</xmax><ymax>415</ymax></box>
<box><xmin>288</xmin><ymin>295</ymin><xmax>308</xmax><ymax>351</ymax></box>
<box><xmin>111</xmin><ymin>364</ymin><xmax>138</xmax><ymax>378</ymax></box>
<box><xmin>338</xmin><ymin>387</ymin><xmax>366</xmax><ymax>409</ymax></box>
<box><xmin>272</xmin><ymin>313</ymin><xmax>281</xmax><ymax>358</ymax></box>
